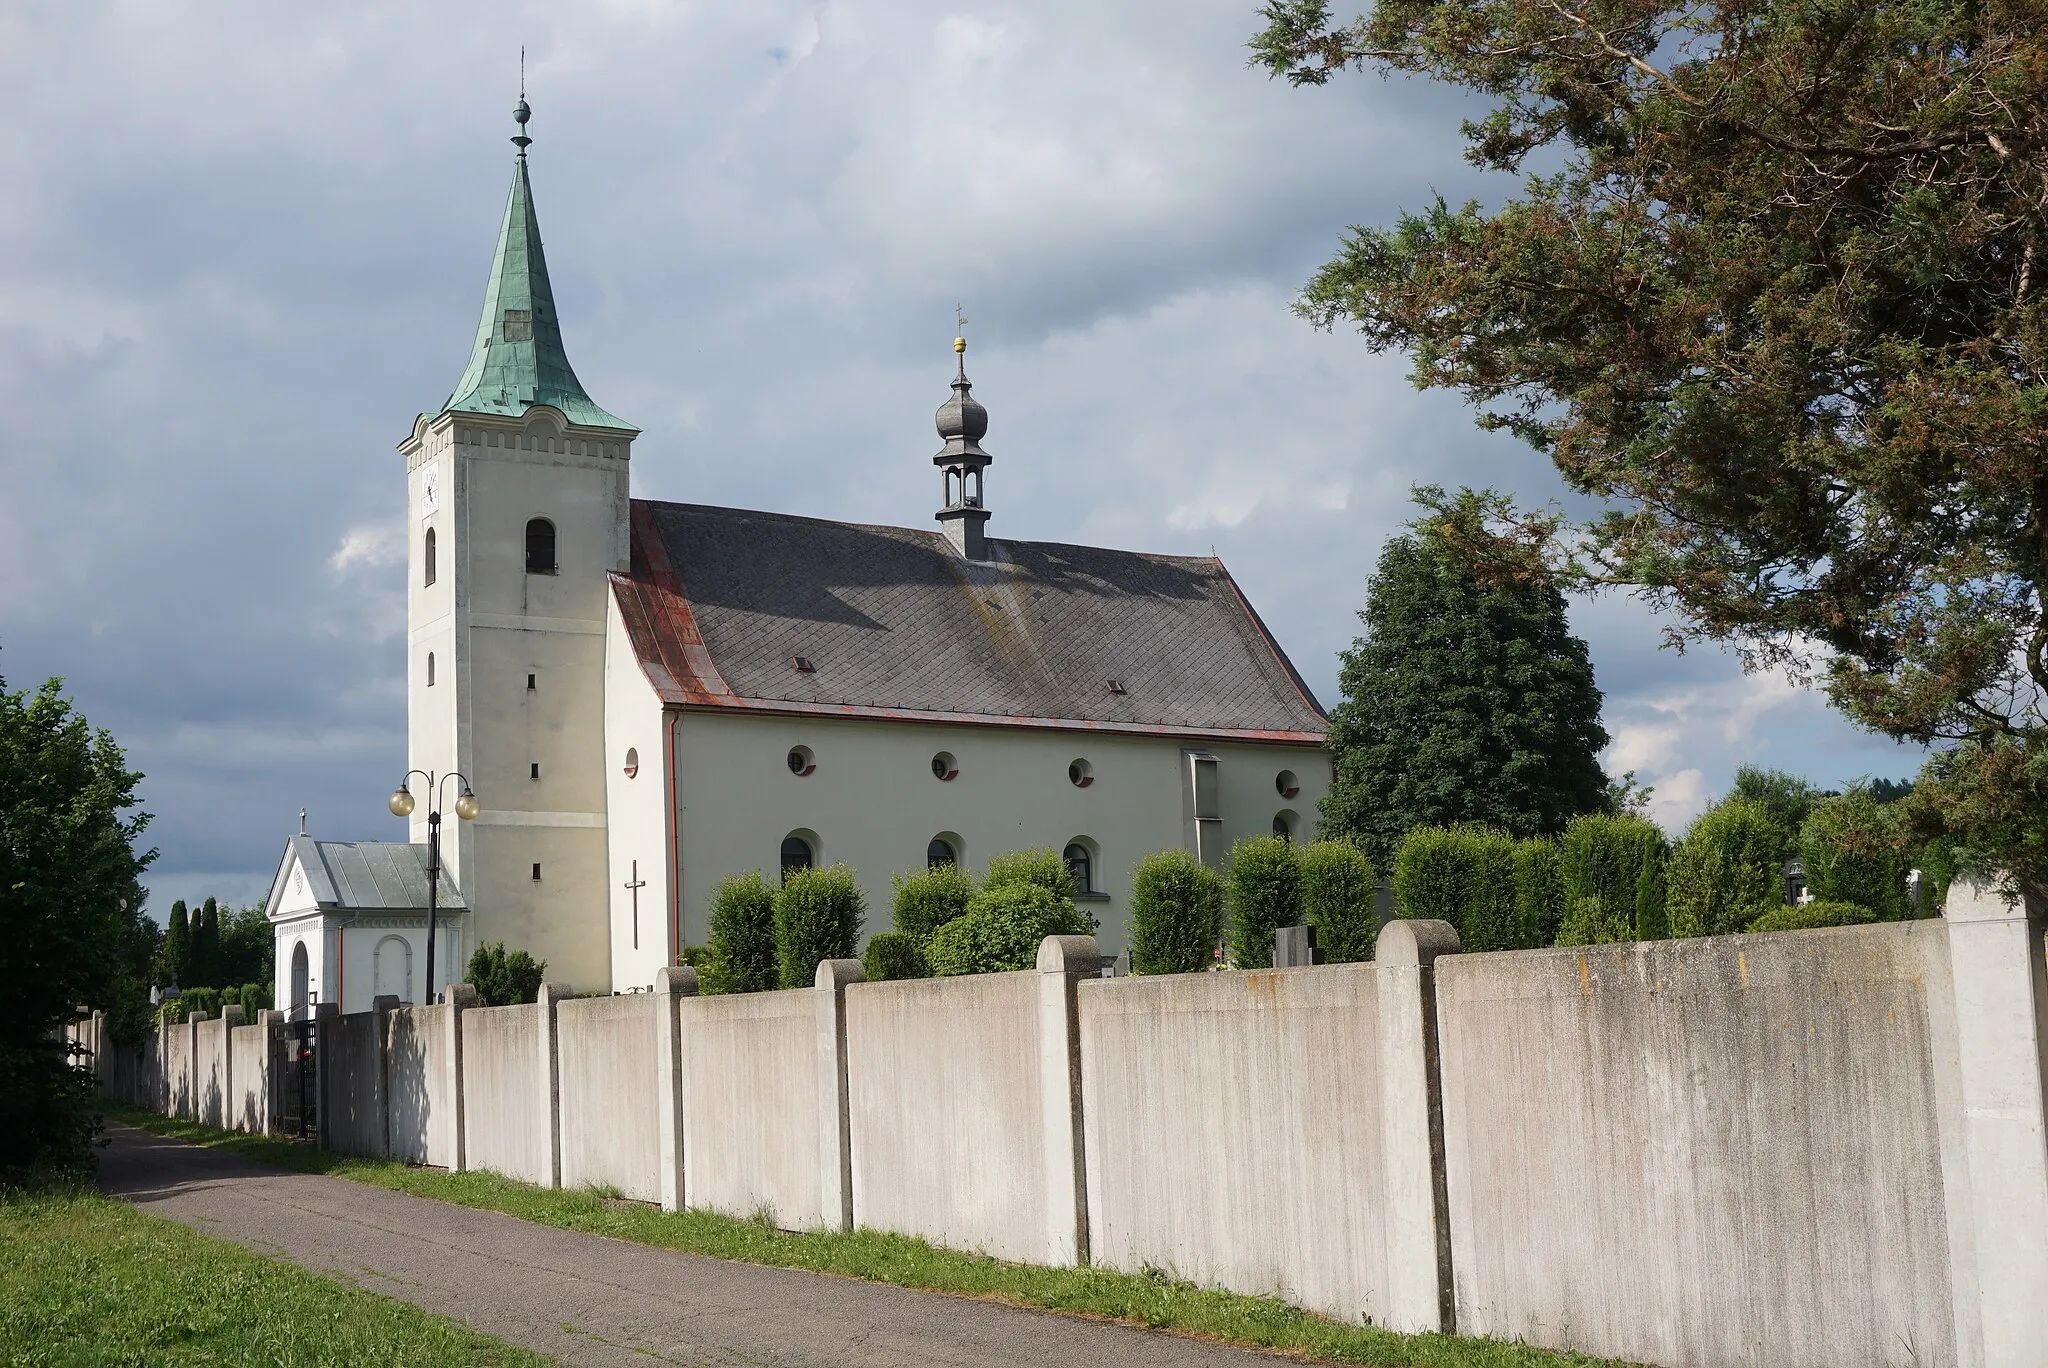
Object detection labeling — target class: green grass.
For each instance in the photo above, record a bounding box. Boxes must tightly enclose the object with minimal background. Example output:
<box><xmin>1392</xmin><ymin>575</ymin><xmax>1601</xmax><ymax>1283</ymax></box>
<box><xmin>109</xmin><ymin>1106</ymin><xmax>1637</xmax><ymax>1368</ymax></box>
<box><xmin>0</xmin><ymin>1180</ymin><xmax>547</xmax><ymax>1367</ymax></box>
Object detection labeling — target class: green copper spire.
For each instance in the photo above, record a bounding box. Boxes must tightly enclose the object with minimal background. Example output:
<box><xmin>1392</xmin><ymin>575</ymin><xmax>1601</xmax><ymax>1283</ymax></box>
<box><xmin>441</xmin><ymin>100</ymin><xmax>636</xmax><ymax>431</ymax></box>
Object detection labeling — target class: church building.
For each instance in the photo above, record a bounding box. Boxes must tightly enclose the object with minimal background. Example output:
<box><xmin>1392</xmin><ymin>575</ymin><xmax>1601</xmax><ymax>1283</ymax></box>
<box><xmin>270</xmin><ymin>102</ymin><xmax>1328</xmax><ymax>1010</ymax></box>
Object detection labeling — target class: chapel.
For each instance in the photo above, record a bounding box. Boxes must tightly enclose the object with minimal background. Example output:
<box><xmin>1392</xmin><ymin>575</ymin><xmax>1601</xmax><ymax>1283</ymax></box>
<box><xmin>267</xmin><ymin>101</ymin><xmax>1329</xmax><ymax>1011</ymax></box>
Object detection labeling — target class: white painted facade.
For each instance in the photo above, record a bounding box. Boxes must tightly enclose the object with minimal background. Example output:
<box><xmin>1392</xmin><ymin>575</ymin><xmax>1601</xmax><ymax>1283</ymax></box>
<box><xmin>399</xmin><ymin>408</ymin><xmax>633</xmax><ymax>998</ymax></box>
<box><xmin>263</xmin><ymin>840</ymin><xmax>464</xmax><ymax>1015</ymax></box>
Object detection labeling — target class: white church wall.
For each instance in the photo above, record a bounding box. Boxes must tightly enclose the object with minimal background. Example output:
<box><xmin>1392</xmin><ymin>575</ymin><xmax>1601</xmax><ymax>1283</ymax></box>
<box><xmin>670</xmin><ymin>709</ymin><xmax>1329</xmax><ymax>956</ymax></box>
<box><xmin>604</xmin><ymin>593</ymin><xmax>674</xmax><ymax>992</ymax></box>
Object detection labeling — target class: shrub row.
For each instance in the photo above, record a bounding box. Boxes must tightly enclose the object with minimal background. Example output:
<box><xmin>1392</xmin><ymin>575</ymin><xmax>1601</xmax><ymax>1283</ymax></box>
<box><xmin>700</xmin><ymin>866</ymin><xmax>865</xmax><ymax>993</ymax></box>
<box><xmin>1391</xmin><ymin>814</ymin><xmax>1666</xmax><ymax>950</ymax></box>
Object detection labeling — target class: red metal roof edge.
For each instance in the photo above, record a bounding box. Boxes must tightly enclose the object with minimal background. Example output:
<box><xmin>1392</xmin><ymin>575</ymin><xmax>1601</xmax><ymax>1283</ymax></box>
<box><xmin>659</xmin><ymin>692</ymin><xmax>1326</xmax><ymax>745</ymax></box>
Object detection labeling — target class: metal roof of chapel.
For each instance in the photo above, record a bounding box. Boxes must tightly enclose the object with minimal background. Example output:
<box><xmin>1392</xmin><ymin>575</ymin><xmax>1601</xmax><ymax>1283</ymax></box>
<box><xmin>612</xmin><ymin>500</ymin><xmax>1328</xmax><ymax>743</ymax></box>
<box><xmin>266</xmin><ymin>837</ymin><xmax>467</xmax><ymax>918</ymax></box>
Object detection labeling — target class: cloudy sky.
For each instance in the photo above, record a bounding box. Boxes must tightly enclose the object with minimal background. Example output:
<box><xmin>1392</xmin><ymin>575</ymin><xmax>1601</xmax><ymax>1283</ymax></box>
<box><xmin>0</xmin><ymin>0</ymin><xmax>1916</xmax><ymax>918</ymax></box>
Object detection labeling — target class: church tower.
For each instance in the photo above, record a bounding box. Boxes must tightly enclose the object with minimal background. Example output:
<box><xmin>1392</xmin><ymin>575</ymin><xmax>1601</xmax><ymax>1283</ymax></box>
<box><xmin>933</xmin><ymin>334</ymin><xmax>993</xmax><ymax>559</ymax></box>
<box><xmin>398</xmin><ymin>98</ymin><xmax>636</xmax><ymax>996</ymax></box>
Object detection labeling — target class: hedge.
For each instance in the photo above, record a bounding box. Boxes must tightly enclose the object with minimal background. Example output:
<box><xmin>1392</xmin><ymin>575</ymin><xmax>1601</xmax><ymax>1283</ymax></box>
<box><xmin>1391</xmin><ymin>826</ymin><xmax>1471</xmax><ymax>927</ymax></box>
<box><xmin>984</xmin><ymin>847</ymin><xmax>1076</xmax><ymax>901</ymax></box>
<box><xmin>926</xmin><ymin>882</ymin><xmax>1091</xmax><ymax>976</ymax></box>
<box><xmin>1666</xmin><ymin>798</ymin><xmax>1783</xmax><ymax>938</ymax></box>
<box><xmin>1513</xmin><ymin>840</ymin><xmax>1567</xmax><ymax>948</ymax></box>
<box><xmin>1747</xmin><ymin>899</ymin><xmax>1878</xmax><ymax>933</ymax></box>
<box><xmin>1560</xmin><ymin>813</ymin><xmax>1664</xmax><ymax>925</ymax></box>
<box><xmin>1300</xmin><ymin>839</ymin><xmax>1377</xmax><ymax>963</ymax></box>
<box><xmin>1226</xmin><ymin>835</ymin><xmax>1301</xmax><ymax>969</ymax></box>
<box><xmin>1634</xmin><ymin>843</ymin><xmax>1668</xmax><ymax>941</ymax></box>
<box><xmin>702</xmin><ymin>872</ymin><xmax>779</xmax><ymax>994</ymax></box>
<box><xmin>891</xmin><ymin>863</ymin><xmax>978</xmax><ymax>941</ymax></box>
<box><xmin>466</xmin><ymin>942</ymin><xmax>546</xmax><ymax>1006</ymax></box>
<box><xmin>1555</xmin><ymin>896</ymin><xmax>1634</xmax><ymax>946</ymax></box>
<box><xmin>1799</xmin><ymin>788</ymin><xmax>1909</xmax><ymax>920</ymax></box>
<box><xmin>1392</xmin><ymin>825</ymin><xmax>1525</xmax><ymax>951</ymax></box>
<box><xmin>774</xmin><ymin>864</ymin><xmax>865</xmax><ymax>989</ymax></box>
<box><xmin>1128</xmin><ymin>849</ymin><xmax>1223</xmax><ymax>974</ymax></box>
<box><xmin>861</xmin><ymin>931</ymin><xmax>930</xmax><ymax>982</ymax></box>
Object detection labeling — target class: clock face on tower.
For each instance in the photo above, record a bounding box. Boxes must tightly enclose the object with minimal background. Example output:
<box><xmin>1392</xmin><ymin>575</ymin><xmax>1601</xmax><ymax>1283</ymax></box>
<box><xmin>420</xmin><ymin>465</ymin><xmax>440</xmax><ymax>519</ymax></box>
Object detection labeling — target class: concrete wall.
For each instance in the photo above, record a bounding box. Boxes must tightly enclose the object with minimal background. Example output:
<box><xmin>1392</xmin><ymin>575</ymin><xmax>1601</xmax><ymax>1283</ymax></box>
<box><xmin>844</xmin><ymin>970</ymin><xmax>1050</xmax><ymax>1263</ymax></box>
<box><xmin>193</xmin><ymin>1017</ymin><xmax>228</xmax><ymax>1128</ymax></box>
<box><xmin>1436</xmin><ymin>923</ymin><xmax>1962</xmax><ymax>1368</ymax></box>
<box><xmin>557</xmin><ymin>994</ymin><xmax>660</xmax><ymax>1202</ymax></box>
<box><xmin>678</xmin><ymin>986</ymin><xmax>824</xmax><ymax>1228</ymax></box>
<box><xmin>1078</xmin><ymin>963</ymin><xmax>1387</xmax><ymax>1324</ymax></box>
<box><xmin>387</xmin><ymin>1005</ymin><xmax>456</xmax><ymax>1167</ymax></box>
<box><xmin>162</xmin><ymin>1019</ymin><xmax>192</xmax><ymax>1119</ymax></box>
<box><xmin>229</xmin><ymin>1023</ymin><xmax>270</xmax><ymax>1133</ymax></box>
<box><xmin>672</xmin><ymin>711</ymin><xmax>1328</xmax><ymax>960</ymax></box>
<box><xmin>324</xmin><ymin>1009</ymin><xmax>387</xmax><ymax>1158</ymax></box>
<box><xmin>461</xmin><ymin>1001</ymin><xmax>551</xmax><ymax>1186</ymax></box>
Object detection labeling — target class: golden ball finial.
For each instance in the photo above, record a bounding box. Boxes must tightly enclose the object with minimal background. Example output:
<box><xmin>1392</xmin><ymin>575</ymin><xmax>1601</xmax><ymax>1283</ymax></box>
<box><xmin>954</xmin><ymin>336</ymin><xmax>967</xmax><ymax>354</ymax></box>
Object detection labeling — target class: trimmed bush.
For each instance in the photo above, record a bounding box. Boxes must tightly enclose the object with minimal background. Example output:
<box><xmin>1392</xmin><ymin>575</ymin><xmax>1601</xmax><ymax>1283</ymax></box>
<box><xmin>891</xmin><ymin>863</ymin><xmax>977</xmax><ymax>941</ymax></box>
<box><xmin>702</xmin><ymin>872</ymin><xmax>778</xmax><ymax>995</ymax></box>
<box><xmin>1555</xmin><ymin>895</ymin><xmax>1634</xmax><ymax>946</ymax></box>
<box><xmin>1748</xmin><ymin>900</ymin><xmax>1877</xmax><ymax>933</ymax></box>
<box><xmin>1392</xmin><ymin>825</ymin><xmax>1524</xmax><ymax>950</ymax></box>
<box><xmin>1560</xmin><ymin>813</ymin><xmax>1664</xmax><ymax>921</ymax></box>
<box><xmin>926</xmin><ymin>882</ymin><xmax>1092</xmax><ymax>976</ymax></box>
<box><xmin>1128</xmin><ymin>849</ymin><xmax>1224</xmax><ymax>975</ymax></box>
<box><xmin>1391</xmin><ymin>826</ymin><xmax>1470</xmax><ymax>925</ymax></box>
<box><xmin>983</xmin><ymin>847</ymin><xmax>1076</xmax><ymax>900</ymax></box>
<box><xmin>1514</xmin><ymin>840</ymin><xmax>1567</xmax><ymax>948</ymax></box>
<box><xmin>233</xmin><ymin>982</ymin><xmax>268</xmax><ymax>1021</ymax></box>
<box><xmin>862</xmin><ymin>931</ymin><xmax>930</xmax><ymax>982</ymax></box>
<box><xmin>1917</xmin><ymin>835</ymin><xmax>1957</xmax><ymax>915</ymax></box>
<box><xmin>1634</xmin><ymin>844</ymin><xmax>1668</xmax><ymax>941</ymax></box>
<box><xmin>1225</xmin><ymin>835</ymin><xmax>1302</xmax><ymax>969</ymax></box>
<box><xmin>1300</xmin><ymin>839</ymin><xmax>1378</xmax><ymax>963</ymax></box>
<box><xmin>466</xmin><ymin>941</ymin><xmax>546</xmax><ymax>1006</ymax></box>
<box><xmin>1799</xmin><ymin>788</ymin><xmax>1909</xmax><ymax>920</ymax></box>
<box><xmin>1665</xmin><ymin>798</ymin><xmax>1783</xmax><ymax>938</ymax></box>
<box><xmin>774</xmin><ymin>864</ymin><xmax>865</xmax><ymax>989</ymax></box>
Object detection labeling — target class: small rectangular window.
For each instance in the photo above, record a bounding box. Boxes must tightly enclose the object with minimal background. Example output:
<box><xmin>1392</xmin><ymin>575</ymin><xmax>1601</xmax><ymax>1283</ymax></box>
<box><xmin>531</xmin><ymin>863</ymin><xmax>542</xmax><ymax>881</ymax></box>
<box><xmin>526</xmin><ymin>673</ymin><xmax>536</xmax><ymax>690</ymax></box>
<box><xmin>530</xmin><ymin>762</ymin><xmax>541</xmax><ymax>780</ymax></box>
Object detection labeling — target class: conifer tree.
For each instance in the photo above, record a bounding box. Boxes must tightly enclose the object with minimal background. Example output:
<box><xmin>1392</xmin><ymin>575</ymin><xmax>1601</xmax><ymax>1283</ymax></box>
<box><xmin>191</xmin><ymin>897</ymin><xmax>220</xmax><ymax>989</ymax></box>
<box><xmin>164</xmin><ymin>900</ymin><xmax>191</xmax><ymax>988</ymax></box>
<box><xmin>1322</xmin><ymin>489</ymin><xmax>1610</xmax><ymax>868</ymax></box>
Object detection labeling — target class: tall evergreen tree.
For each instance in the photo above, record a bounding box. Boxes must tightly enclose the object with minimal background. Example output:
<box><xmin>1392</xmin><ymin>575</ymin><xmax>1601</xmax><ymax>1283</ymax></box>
<box><xmin>163</xmin><ymin>900</ymin><xmax>191</xmax><ymax>988</ymax></box>
<box><xmin>192</xmin><ymin>897</ymin><xmax>220</xmax><ymax>989</ymax></box>
<box><xmin>1321</xmin><ymin>489</ymin><xmax>1610</xmax><ymax>868</ymax></box>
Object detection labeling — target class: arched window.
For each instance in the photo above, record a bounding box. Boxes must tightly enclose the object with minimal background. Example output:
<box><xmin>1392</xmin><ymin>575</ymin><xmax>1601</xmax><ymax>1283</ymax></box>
<box><xmin>525</xmin><ymin>517</ymin><xmax>557</xmax><ymax>575</ymax></box>
<box><xmin>423</xmin><ymin>527</ymin><xmax>436</xmax><ymax>586</ymax></box>
<box><xmin>927</xmin><ymin>836</ymin><xmax>957</xmax><ymax>868</ymax></box>
<box><xmin>1273</xmin><ymin>810</ymin><xmax>1300</xmax><ymax>843</ymax></box>
<box><xmin>373</xmin><ymin>935</ymin><xmax>413</xmax><ymax>1004</ymax></box>
<box><xmin>290</xmin><ymin>942</ymin><xmax>310</xmax><ymax>1018</ymax></box>
<box><xmin>1064</xmin><ymin>842</ymin><xmax>1094</xmax><ymax>895</ymax></box>
<box><xmin>780</xmin><ymin>833</ymin><xmax>815</xmax><ymax>881</ymax></box>
<box><xmin>426</xmin><ymin>652</ymin><xmax>435</xmax><ymax>687</ymax></box>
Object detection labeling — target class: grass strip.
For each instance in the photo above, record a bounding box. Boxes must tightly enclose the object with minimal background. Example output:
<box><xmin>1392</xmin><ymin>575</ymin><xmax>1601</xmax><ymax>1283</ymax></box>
<box><xmin>110</xmin><ymin>1106</ymin><xmax>1636</xmax><ymax>1368</ymax></box>
<box><xmin>0</xmin><ymin>1179</ymin><xmax>548</xmax><ymax>1367</ymax></box>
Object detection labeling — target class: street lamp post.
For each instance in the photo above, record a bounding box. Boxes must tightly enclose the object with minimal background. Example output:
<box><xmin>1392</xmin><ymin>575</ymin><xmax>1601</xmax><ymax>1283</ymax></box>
<box><xmin>389</xmin><ymin>770</ymin><xmax>480</xmax><ymax>1005</ymax></box>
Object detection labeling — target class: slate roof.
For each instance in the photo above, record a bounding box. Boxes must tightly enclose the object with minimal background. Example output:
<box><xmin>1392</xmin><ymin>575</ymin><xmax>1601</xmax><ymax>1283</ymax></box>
<box><xmin>612</xmin><ymin>500</ymin><xmax>1327</xmax><ymax>743</ymax></box>
<box><xmin>266</xmin><ymin>837</ymin><xmax>467</xmax><ymax>918</ymax></box>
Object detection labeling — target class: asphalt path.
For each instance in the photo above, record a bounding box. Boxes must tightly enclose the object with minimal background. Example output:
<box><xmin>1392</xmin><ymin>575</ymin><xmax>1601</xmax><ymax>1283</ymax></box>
<box><xmin>98</xmin><ymin>1123</ymin><xmax>1286</xmax><ymax>1367</ymax></box>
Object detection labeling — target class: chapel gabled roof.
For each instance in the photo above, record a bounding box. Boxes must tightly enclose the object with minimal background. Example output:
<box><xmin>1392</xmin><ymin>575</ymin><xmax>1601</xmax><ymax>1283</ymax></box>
<box><xmin>440</xmin><ymin>102</ymin><xmax>636</xmax><ymax>432</ymax></box>
<box><xmin>266</xmin><ymin>837</ymin><xmax>467</xmax><ymax>918</ymax></box>
<box><xmin>611</xmin><ymin>499</ymin><xmax>1327</xmax><ymax>743</ymax></box>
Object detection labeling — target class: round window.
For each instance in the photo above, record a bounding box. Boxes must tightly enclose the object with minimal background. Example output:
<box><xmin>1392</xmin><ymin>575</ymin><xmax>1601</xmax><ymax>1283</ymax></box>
<box><xmin>1068</xmin><ymin>758</ymin><xmax>1094</xmax><ymax>788</ymax></box>
<box><xmin>787</xmin><ymin>745</ymin><xmax>816</xmax><ymax>776</ymax></box>
<box><xmin>1276</xmin><ymin>769</ymin><xmax>1300</xmax><ymax>799</ymax></box>
<box><xmin>931</xmin><ymin>752</ymin><xmax>958</xmax><ymax>781</ymax></box>
<box><xmin>623</xmin><ymin>747</ymin><xmax>639</xmax><ymax>779</ymax></box>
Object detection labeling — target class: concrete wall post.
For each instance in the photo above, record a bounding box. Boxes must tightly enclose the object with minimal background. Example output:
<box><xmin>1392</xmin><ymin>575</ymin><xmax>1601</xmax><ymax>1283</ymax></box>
<box><xmin>652</xmin><ymin>966</ymin><xmax>698</xmax><ymax>1211</ymax></box>
<box><xmin>537</xmin><ymin>983</ymin><xmax>569</xmax><ymax>1189</ymax></box>
<box><xmin>312</xmin><ymin>1002</ymin><xmax>339</xmax><ymax>1150</ymax></box>
<box><xmin>220</xmin><ymin>1004</ymin><xmax>243</xmax><ymax>1131</ymax></box>
<box><xmin>815</xmin><ymin>958</ymin><xmax>864</xmax><ymax>1232</ymax></box>
<box><xmin>255</xmin><ymin>1010</ymin><xmax>283</xmax><ymax>1134</ymax></box>
<box><xmin>371</xmin><ymin>994</ymin><xmax>399</xmax><ymax>1159</ymax></box>
<box><xmin>186</xmin><ymin>1011</ymin><xmax>203</xmax><ymax>1122</ymax></box>
<box><xmin>1038</xmin><ymin>935</ymin><xmax>1099</xmax><ymax>1267</ymax></box>
<box><xmin>446</xmin><ymin>983</ymin><xmax>478</xmax><ymax>1172</ymax></box>
<box><xmin>1942</xmin><ymin>877</ymin><xmax>2048</xmax><ymax>1368</ymax></box>
<box><xmin>1376</xmin><ymin>918</ymin><xmax>1460</xmax><ymax>1335</ymax></box>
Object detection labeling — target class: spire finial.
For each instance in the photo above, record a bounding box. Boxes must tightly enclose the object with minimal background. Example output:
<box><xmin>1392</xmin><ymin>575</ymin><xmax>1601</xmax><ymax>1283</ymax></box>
<box><xmin>513</xmin><ymin>49</ymin><xmax>532</xmax><ymax>153</ymax></box>
<box><xmin>953</xmin><ymin>304</ymin><xmax>969</xmax><ymax>376</ymax></box>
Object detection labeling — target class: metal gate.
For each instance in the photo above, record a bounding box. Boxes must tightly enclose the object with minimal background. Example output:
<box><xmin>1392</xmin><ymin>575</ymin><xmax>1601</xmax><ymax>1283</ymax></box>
<box><xmin>277</xmin><ymin>1018</ymin><xmax>318</xmax><ymax>1139</ymax></box>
